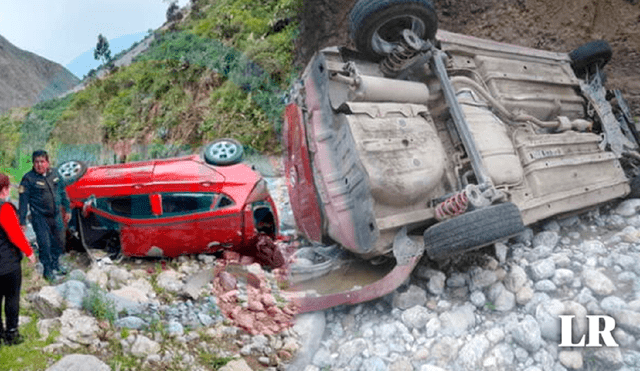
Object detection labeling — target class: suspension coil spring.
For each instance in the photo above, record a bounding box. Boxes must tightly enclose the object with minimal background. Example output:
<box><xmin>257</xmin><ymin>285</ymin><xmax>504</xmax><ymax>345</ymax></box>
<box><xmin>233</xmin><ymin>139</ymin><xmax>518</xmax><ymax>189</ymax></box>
<box><xmin>435</xmin><ymin>191</ymin><xmax>469</xmax><ymax>221</ymax></box>
<box><xmin>380</xmin><ymin>39</ymin><xmax>420</xmax><ymax>76</ymax></box>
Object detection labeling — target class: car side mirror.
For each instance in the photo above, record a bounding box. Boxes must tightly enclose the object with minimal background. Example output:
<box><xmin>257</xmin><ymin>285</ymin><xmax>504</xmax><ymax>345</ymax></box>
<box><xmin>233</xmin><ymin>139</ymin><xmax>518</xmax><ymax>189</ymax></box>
<box><xmin>82</xmin><ymin>197</ymin><xmax>95</xmax><ymax>217</ymax></box>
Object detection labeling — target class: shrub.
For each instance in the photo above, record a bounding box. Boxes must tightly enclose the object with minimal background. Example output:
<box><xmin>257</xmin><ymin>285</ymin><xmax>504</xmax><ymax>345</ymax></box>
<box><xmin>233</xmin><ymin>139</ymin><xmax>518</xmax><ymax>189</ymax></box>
<box><xmin>82</xmin><ymin>284</ymin><xmax>117</xmax><ymax>323</ymax></box>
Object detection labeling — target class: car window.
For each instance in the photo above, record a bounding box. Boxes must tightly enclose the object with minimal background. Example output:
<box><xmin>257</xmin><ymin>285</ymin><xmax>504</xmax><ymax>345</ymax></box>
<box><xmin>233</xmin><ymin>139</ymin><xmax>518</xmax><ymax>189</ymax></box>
<box><xmin>96</xmin><ymin>195</ymin><xmax>153</xmax><ymax>219</ymax></box>
<box><xmin>161</xmin><ymin>193</ymin><xmax>216</xmax><ymax>216</ymax></box>
<box><xmin>217</xmin><ymin>195</ymin><xmax>234</xmax><ymax>208</ymax></box>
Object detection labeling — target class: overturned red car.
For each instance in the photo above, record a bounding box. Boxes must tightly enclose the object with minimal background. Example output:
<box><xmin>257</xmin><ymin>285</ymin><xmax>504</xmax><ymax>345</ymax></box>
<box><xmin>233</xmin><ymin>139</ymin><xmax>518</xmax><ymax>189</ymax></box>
<box><xmin>60</xmin><ymin>139</ymin><xmax>279</xmax><ymax>260</ymax></box>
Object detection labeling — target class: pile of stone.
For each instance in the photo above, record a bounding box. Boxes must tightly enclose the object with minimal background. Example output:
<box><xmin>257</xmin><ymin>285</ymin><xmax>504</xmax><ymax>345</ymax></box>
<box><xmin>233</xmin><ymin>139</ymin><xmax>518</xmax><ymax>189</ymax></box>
<box><xmin>27</xmin><ymin>253</ymin><xmax>300</xmax><ymax>371</ymax></box>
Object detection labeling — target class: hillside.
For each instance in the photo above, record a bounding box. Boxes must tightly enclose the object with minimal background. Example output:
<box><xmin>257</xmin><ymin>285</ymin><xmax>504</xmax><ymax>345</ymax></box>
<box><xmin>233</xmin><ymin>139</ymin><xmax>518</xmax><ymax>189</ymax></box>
<box><xmin>0</xmin><ymin>35</ymin><xmax>80</xmax><ymax>113</ymax></box>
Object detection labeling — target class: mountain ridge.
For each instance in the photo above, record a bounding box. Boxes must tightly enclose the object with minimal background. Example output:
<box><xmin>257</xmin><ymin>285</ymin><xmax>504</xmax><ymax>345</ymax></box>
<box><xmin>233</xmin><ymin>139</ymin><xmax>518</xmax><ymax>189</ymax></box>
<box><xmin>0</xmin><ymin>34</ymin><xmax>80</xmax><ymax>113</ymax></box>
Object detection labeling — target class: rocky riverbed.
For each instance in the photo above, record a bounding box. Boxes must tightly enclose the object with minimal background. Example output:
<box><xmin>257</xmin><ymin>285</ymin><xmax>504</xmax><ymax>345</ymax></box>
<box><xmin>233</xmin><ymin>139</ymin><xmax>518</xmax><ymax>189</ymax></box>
<box><xmin>17</xmin><ymin>171</ymin><xmax>640</xmax><ymax>371</ymax></box>
<box><xmin>298</xmin><ymin>199</ymin><xmax>640</xmax><ymax>371</ymax></box>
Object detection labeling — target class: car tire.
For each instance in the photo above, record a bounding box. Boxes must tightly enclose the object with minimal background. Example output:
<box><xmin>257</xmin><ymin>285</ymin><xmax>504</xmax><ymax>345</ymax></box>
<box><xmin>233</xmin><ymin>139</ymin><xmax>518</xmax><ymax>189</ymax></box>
<box><xmin>57</xmin><ymin>160</ymin><xmax>87</xmax><ymax>184</ymax></box>
<box><xmin>349</xmin><ymin>0</ymin><xmax>438</xmax><ymax>60</ymax></box>
<box><xmin>424</xmin><ymin>202</ymin><xmax>525</xmax><ymax>261</ymax></box>
<box><xmin>203</xmin><ymin>138</ymin><xmax>244</xmax><ymax>166</ymax></box>
<box><xmin>569</xmin><ymin>40</ymin><xmax>612</xmax><ymax>78</ymax></box>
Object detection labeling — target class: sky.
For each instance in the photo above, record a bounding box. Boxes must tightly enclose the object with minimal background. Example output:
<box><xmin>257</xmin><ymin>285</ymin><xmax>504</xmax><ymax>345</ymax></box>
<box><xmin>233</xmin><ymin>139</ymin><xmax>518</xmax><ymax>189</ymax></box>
<box><xmin>0</xmin><ymin>0</ymin><xmax>190</xmax><ymax>79</ymax></box>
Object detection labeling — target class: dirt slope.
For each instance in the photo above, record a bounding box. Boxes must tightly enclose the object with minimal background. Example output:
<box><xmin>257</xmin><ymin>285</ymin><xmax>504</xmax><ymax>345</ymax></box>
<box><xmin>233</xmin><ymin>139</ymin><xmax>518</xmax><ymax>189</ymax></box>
<box><xmin>297</xmin><ymin>0</ymin><xmax>640</xmax><ymax>114</ymax></box>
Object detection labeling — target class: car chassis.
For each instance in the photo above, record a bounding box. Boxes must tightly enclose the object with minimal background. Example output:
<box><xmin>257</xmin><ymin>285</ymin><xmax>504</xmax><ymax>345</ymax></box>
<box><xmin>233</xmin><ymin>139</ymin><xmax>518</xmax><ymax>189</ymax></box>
<box><xmin>281</xmin><ymin>0</ymin><xmax>640</xmax><ymax>312</ymax></box>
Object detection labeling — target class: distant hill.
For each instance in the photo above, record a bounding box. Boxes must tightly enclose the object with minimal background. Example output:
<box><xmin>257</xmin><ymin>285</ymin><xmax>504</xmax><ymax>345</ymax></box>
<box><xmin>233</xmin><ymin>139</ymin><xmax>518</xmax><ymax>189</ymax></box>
<box><xmin>0</xmin><ymin>34</ymin><xmax>79</xmax><ymax>113</ymax></box>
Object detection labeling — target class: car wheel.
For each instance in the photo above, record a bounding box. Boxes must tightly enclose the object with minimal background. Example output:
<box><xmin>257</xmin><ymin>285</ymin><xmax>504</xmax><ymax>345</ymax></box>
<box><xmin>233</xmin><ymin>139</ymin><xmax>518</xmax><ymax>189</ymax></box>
<box><xmin>203</xmin><ymin>138</ymin><xmax>244</xmax><ymax>166</ymax></box>
<box><xmin>57</xmin><ymin>160</ymin><xmax>87</xmax><ymax>184</ymax></box>
<box><xmin>424</xmin><ymin>202</ymin><xmax>525</xmax><ymax>261</ymax></box>
<box><xmin>349</xmin><ymin>0</ymin><xmax>438</xmax><ymax>60</ymax></box>
<box><xmin>569</xmin><ymin>40</ymin><xmax>612</xmax><ymax>78</ymax></box>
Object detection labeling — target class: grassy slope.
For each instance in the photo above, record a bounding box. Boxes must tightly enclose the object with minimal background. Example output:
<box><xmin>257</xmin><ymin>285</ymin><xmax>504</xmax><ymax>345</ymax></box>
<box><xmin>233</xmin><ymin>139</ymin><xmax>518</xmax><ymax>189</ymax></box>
<box><xmin>0</xmin><ymin>0</ymin><xmax>301</xmax><ymax>178</ymax></box>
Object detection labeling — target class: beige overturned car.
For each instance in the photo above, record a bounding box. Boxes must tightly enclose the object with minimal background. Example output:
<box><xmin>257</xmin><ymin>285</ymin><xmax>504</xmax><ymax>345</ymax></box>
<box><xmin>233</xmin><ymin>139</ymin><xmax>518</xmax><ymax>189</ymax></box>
<box><xmin>282</xmin><ymin>0</ymin><xmax>640</xmax><ymax>311</ymax></box>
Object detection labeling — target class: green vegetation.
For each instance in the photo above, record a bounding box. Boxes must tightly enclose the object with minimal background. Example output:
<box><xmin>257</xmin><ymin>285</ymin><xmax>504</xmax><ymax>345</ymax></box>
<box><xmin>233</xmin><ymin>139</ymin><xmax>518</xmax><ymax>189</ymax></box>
<box><xmin>94</xmin><ymin>34</ymin><xmax>113</xmax><ymax>67</ymax></box>
<box><xmin>0</xmin><ymin>314</ymin><xmax>62</xmax><ymax>371</ymax></box>
<box><xmin>106</xmin><ymin>337</ymin><xmax>140</xmax><ymax>370</ymax></box>
<box><xmin>82</xmin><ymin>284</ymin><xmax>117</xmax><ymax>323</ymax></box>
<box><xmin>0</xmin><ymin>0</ymin><xmax>301</xmax><ymax>167</ymax></box>
<box><xmin>199</xmin><ymin>352</ymin><xmax>234</xmax><ymax>370</ymax></box>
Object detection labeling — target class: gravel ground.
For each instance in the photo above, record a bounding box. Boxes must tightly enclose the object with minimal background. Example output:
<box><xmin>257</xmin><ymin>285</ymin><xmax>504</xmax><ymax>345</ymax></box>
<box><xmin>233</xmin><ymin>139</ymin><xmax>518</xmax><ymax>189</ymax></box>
<box><xmin>290</xmin><ymin>197</ymin><xmax>640</xmax><ymax>371</ymax></box>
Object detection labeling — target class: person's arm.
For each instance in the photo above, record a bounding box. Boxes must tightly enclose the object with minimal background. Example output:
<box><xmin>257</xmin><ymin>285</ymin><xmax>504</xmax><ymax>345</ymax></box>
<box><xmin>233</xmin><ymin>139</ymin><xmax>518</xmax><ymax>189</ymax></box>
<box><xmin>18</xmin><ymin>176</ymin><xmax>30</xmax><ymax>226</ymax></box>
<box><xmin>57</xmin><ymin>176</ymin><xmax>71</xmax><ymax>222</ymax></box>
<box><xmin>0</xmin><ymin>203</ymin><xmax>35</xmax><ymax>260</ymax></box>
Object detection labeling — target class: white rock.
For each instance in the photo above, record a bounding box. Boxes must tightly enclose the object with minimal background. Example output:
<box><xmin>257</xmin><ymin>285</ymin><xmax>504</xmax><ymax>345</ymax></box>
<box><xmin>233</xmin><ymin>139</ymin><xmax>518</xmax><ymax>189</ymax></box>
<box><xmin>613</xmin><ymin>309</ymin><xmax>640</xmax><ymax>335</ymax></box>
<box><xmin>439</xmin><ymin>304</ymin><xmax>476</xmax><ymax>337</ymax></box>
<box><xmin>533</xmin><ymin>231</ymin><xmax>559</xmax><ymax>249</ymax></box>
<box><xmin>85</xmin><ymin>266</ymin><xmax>109</xmax><ymax>288</ymax></box>
<box><xmin>129</xmin><ymin>278</ymin><xmax>155</xmax><ymax>297</ymax></box>
<box><xmin>456</xmin><ymin>334</ymin><xmax>490</xmax><ymax>369</ymax></box>
<box><xmin>615</xmin><ymin>198</ymin><xmax>640</xmax><ymax>217</ymax></box>
<box><xmin>552</xmin><ymin>269</ymin><xmax>575</xmax><ymax>286</ymax></box>
<box><xmin>218</xmin><ymin>358</ymin><xmax>254</xmax><ymax>371</ymax></box>
<box><xmin>580</xmin><ymin>240</ymin><xmax>607</xmax><ymax>255</ymax></box>
<box><xmin>156</xmin><ymin>269</ymin><xmax>185</xmax><ymax>293</ymax></box>
<box><xmin>45</xmin><ymin>354</ymin><xmax>110</xmax><ymax>371</ymax></box>
<box><xmin>516</xmin><ymin>286</ymin><xmax>534</xmax><ymax>305</ymax></box>
<box><xmin>593</xmin><ymin>348</ymin><xmax>624</xmax><ymax>368</ymax></box>
<box><xmin>563</xmin><ymin>301</ymin><xmax>588</xmax><ymax>343</ymax></box>
<box><xmin>535</xmin><ymin>299</ymin><xmax>565</xmax><ymax>341</ymax></box>
<box><xmin>485</xmin><ymin>343</ymin><xmax>515</xmax><ymax>369</ymax></box>
<box><xmin>558</xmin><ymin>350</ymin><xmax>583</xmax><ymax>369</ymax></box>
<box><xmin>600</xmin><ymin>296</ymin><xmax>628</xmax><ymax>315</ymax></box>
<box><xmin>108</xmin><ymin>267</ymin><xmax>132</xmax><ymax>288</ymax></box>
<box><xmin>487</xmin><ymin>282</ymin><xmax>516</xmax><ymax>311</ymax></box>
<box><xmin>512</xmin><ymin>315</ymin><xmax>543</xmax><ymax>353</ymax></box>
<box><xmin>110</xmin><ymin>285</ymin><xmax>150</xmax><ymax>303</ymax></box>
<box><xmin>505</xmin><ymin>265</ymin><xmax>528</xmax><ymax>293</ymax></box>
<box><xmin>32</xmin><ymin>286</ymin><xmax>64</xmax><ymax>318</ymax></box>
<box><xmin>58</xmin><ymin>309</ymin><xmax>100</xmax><ymax>346</ymax></box>
<box><xmin>401</xmin><ymin>305</ymin><xmax>433</xmax><ymax>329</ymax></box>
<box><xmin>469</xmin><ymin>268</ymin><xmax>498</xmax><ymax>290</ymax></box>
<box><xmin>130</xmin><ymin>335</ymin><xmax>161</xmax><ymax>357</ymax></box>
<box><xmin>528</xmin><ymin>258</ymin><xmax>556</xmax><ymax>281</ymax></box>
<box><xmin>582</xmin><ymin>269</ymin><xmax>616</xmax><ymax>295</ymax></box>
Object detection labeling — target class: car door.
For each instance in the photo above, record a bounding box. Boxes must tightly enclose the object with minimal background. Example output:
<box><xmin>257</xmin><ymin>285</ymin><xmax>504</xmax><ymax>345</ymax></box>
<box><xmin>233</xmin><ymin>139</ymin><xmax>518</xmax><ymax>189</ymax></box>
<box><xmin>141</xmin><ymin>192</ymin><xmax>243</xmax><ymax>257</ymax></box>
<box><xmin>85</xmin><ymin>194</ymin><xmax>156</xmax><ymax>256</ymax></box>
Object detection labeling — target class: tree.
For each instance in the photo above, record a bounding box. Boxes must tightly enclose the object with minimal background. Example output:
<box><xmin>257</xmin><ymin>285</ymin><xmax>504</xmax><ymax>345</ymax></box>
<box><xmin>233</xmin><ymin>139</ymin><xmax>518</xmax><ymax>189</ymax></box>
<box><xmin>93</xmin><ymin>34</ymin><xmax>112</xmax><ymax>67</ymax></box>
<box><xmin>166</xmin><ymin>1</ymin><xmax>182</xmax><ymax>23</ymax></box>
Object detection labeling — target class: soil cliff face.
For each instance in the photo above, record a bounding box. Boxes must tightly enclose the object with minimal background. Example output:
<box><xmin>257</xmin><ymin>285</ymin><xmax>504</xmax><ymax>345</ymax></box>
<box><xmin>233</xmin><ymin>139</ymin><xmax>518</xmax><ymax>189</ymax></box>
<box><xmin>0</xmin><ymin>35</ymin><xmax>80</xmax><ymax>113</ymax></box>
<box><xmin>296</xmin><ymin>0</ymin><xmax>640</xmax><ymax>114</ymax></box>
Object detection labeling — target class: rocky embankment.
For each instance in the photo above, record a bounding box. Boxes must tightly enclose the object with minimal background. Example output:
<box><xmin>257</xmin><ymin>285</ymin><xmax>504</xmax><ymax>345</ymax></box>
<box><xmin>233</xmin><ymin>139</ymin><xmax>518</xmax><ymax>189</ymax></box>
<box><xmin>27</xmin><ymin>252</ymin><xmax>301</xmax><ymax>371</ymax></box>
<box><xmin>301</xmin><ymin>199</ymin><xmax>640</xmax><ymax>371</ymax></box>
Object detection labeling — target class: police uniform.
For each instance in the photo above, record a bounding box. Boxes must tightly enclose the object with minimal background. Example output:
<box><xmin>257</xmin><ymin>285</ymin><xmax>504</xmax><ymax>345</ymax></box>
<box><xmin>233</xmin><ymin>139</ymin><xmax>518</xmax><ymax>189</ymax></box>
<box><xmin>18</xmin><ymin>168</ymin><xmax>68</xmax><ymax>279</ymax></box>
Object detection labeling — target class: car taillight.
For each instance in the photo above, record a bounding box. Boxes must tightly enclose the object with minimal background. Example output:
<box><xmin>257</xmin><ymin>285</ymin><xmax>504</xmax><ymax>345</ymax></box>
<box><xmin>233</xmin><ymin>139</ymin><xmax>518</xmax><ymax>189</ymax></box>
<box><xmin>247</xmin><ymin>179</ymin><xmax>270</xmax><ymax>203</ymax></box>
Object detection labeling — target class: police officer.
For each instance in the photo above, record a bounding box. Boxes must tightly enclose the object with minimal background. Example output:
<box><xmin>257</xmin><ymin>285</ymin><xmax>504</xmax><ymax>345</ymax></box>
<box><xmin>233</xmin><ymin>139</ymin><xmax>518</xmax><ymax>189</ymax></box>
<box><xmin>18</xmin><ymin>150</ymin><xmax>69</xmax><ymax>281</ymax></box>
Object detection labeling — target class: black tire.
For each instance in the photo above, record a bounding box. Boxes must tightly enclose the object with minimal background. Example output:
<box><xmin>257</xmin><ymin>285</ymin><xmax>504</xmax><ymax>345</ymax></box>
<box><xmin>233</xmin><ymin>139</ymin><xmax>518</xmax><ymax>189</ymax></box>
<box><xmin>569</xmin><ymin>40</ymin><xmax>612</xmax><ymax>78</ymax></box>
<box><xmin>424</xmin><ymin>202</ymin><xmax>525</xmax><ymax>260</ymax></box>
<box><xmin>57</xmin><ymin>160</ymin><xmax>87</xmax><ymax>184</ymax></box>
<box><xmin>349</xmin><ymin>0</ymin><xmax>438</xmax><ymax>60</ymax></box>
<box><xmin>203</xmin><ymin>138</ymin><xmax>244</xmax><ymax>166</ymax></box>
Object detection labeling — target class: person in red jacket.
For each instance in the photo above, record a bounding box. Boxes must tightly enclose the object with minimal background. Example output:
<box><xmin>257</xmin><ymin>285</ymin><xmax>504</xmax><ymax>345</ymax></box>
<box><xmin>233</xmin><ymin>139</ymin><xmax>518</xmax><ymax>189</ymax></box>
<box><xmin>0</xmin><ymin>173</ymin><xmax>36</xmax><ymax>345</ymax></box>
